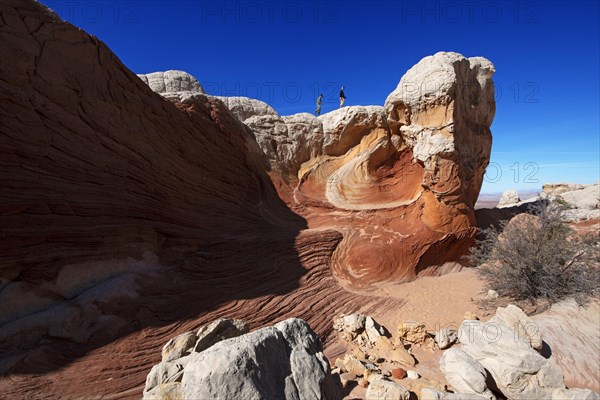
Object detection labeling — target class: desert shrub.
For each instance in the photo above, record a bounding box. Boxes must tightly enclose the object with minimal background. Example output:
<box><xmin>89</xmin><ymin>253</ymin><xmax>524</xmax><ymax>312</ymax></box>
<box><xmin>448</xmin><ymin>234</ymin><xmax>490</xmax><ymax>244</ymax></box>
<box><xmin>470</xmin><ymin>200</ymin><xmax>600</xmax><ymax>305</ymax></box>
<box><xmin>553</xmin><ymin>196</ymin><xmax>573</xmax><ymax>209</ymax></box>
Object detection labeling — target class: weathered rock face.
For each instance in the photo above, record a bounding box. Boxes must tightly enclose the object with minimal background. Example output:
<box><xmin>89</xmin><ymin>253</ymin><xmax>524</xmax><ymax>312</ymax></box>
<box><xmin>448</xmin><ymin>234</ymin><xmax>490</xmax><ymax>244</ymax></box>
<box><xmin>141</xmin><ymin>52</ymin><xmax>494</xmax><ymax>286</ymax></box>
<box><xmin>1</xmin><ymin>0</ymin><xmax>307</xmax><ymax>350</ymax></box>
<box><xmin>384</xmin><ymin>52</ymin><xmax>495</xmax><ymax>210</ymax></box>
<box><xmin>532</xmin><ymin>300</ymin><xmax>600</xmax><ymax>393</ymax></box>
<box><xmin>439</xmin><ymin>348</ymin><xmax>495</xmax><ymax>400</ymax></box>
<box><xmin>366</xmin><ymin>378</ymin><xmax>411</xmax><ymax>400</ymax></box>
<box><xmin>458</xmin><ymin>317</ymin><xmax>565</xmax><ymax>399</ymax></box>
<box><xmin>137</xmin><ymin>70</ymin><xmax>205</xmax><ymax>96</ymax></box>
<box><xmin>0</xmin><ymin>0</ymin><xmax>355</xmax><ymax>393</ymax></box>
<box><xmin>0</xmin><ymin>6</ymin><xmax>410</xmax><ymax>400</ymax></box>
<box><xmin>547</xmin><ymin>182</ymin><xmax>600</xmax><ymax>222</ymax></box>
<box><xmin>497</xmin><ymin>189</ymin><xmax>521</xmax><ymax>208</ymax></box>
<box><xmin>542</xmin><ymin>183</ymin><xmax>587</xmax><ymax>196</ymax></box>
<box><xmin>492</xmin><ymin>304</ymin><xmax>542</xmax><ymax>351</ymax></box>
<box><xmin>304</xmin><ymin>53</ymin><xmax>493</xmax><ymax>285</ymax></box>
<box><xmin>206</xmin><ymin>96</ymin><xmax>323</xmax><ymax>183</ymax></box>
<box><xmin>318</xmin><ymin>106</ymin><xmax>389</xmax><ymax>157</ymax></box>
<box><xmin>2</xmin><ymin>1</ymin><xmax>496</xmax><ymax>397</ymax></box>
<box><xmin>434</xmin><ymin>327</ymin><xmax>458</xmax><ymax>350</ymax></box>
<box><xmin>144</xmin><ymin>318</ymin><xmax>339</xmax><ymax>400</ymax></box>
<box><xmin>198</xmin><ymin>52</ymin><xmax>494</xmax><ymax>286</ymax></box>
<box><xmin>431</xmin><ymin>304</ymin><xmax>600</xmax><ymax>400</ymax></box>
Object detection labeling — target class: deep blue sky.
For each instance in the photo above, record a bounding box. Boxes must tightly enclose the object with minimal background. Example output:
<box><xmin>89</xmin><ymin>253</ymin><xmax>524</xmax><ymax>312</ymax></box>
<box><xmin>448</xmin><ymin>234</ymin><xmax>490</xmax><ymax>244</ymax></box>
<box><xmin>41</xmin><ymin>0</ymin><xmax>599</xmax><ymax>193</ymax></box>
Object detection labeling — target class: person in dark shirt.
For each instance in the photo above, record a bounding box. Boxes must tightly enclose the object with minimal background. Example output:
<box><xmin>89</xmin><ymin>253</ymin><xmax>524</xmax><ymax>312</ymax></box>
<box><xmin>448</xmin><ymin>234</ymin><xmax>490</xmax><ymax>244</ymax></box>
<box><xmin>339</xmin><ymin>86</ymin><xmax>346</xmax><ymax>108</ymax></box>
<box><xmin>315</xmin><ymin>93</ymin><xmax>323</xmax><ymax>116</ymax></box>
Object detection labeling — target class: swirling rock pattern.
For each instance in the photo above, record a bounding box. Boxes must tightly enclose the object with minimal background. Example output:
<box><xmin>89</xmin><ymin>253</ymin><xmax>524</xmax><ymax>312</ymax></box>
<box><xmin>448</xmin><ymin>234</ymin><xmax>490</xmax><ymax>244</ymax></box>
<box><xmin>1</xmin><ymin>0</ymin><xmax>493</xmax><ymax>398</ymax></box>
<box><xmin>0</xmin><ymin>2</ymin><xmax>402</xmax><ymax>398</ymax></box>
<box><xmin>198</xmin><ymin>53</ymin><xmax>495</xmax><ymax>287</ymax></box>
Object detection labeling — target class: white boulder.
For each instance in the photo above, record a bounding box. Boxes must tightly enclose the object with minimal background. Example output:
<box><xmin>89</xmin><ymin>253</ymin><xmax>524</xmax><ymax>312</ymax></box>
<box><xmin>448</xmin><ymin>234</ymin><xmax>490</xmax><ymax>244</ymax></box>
<box><xmin>439</xmin><ymin>348</ymin><xmax>495</xmax><ymax>400</ymax></box>
<box><xmin>458</xmin><ymin>317</ymin><xmax>565</xmax><ymax>399</ymax></box>
<box><xmin>497</xmin><ymin>189</ymin><xmax>521</xmax><ymax>208</ymax></box>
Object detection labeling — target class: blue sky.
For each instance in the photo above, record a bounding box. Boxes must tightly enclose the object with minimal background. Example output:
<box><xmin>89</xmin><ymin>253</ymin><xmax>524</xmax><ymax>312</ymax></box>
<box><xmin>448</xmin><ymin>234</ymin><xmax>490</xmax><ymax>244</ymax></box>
<box><xmin>41</xmin><ymin>0</ymin><xmax>599</xmax><ymax>193</ymax></box>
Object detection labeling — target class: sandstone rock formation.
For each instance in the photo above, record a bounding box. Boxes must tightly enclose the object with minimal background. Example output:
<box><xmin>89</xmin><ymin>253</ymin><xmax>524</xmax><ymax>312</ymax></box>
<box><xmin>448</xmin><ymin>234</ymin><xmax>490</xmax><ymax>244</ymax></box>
<box><xmin>549</xmin><ymin>182</ymin><xmax>600</xmax><ymax>222</ymax></box>
<box><xmin>302</xmin><ymin>52</ymin><xmax>494</xmax><ymax>285</ymax></box>
<box><xmin>193</xmin><ymin>318</ymin><xmax>249</xmax><ymax>353</ymax></box>
<box><xmin>0</xmin><ymin>3</ymin><xmax>415</xmax><ymax>398</ymax></box>
<box><xmin>452</xmin><ymin>304</ymin><xmax>600</xmax><ymax>400</ymax></box>
<box><xmin>140</xmin><ymin>52</ymin><xmax>495</xmax><ymax>287</ymax></box>
<box><xmin>458</xmin><ymin>316</ymin><xmax>566</xmax><ymax>399</ymax></box>
<box><xmin>1</xmin><ymin>0</ymin><xmax>306</xmax><ymax>357</ymax></box>
<box><xmin>492</xmin><ymin>304</ymin><xmax>542</xmax><ymax>351</ymax></box>
<box><xmin>332</xmin><ymin>306</ymin><xmax>600</xmax><ymax>400</ymax></box>
<box><xmin>476</xmin><ymin>182</ymin><xmax>600</xmax><ymax>237</ymax></box>
<box><xmin>384</xmin><ymin>52</ymin><xmax>495</xmax><ymax>210</ymax></box>
<box><xmin>365</xmin><ymin>378</ymin><xmax>411</xmax><ymax>400</ymax></box>
<box><xmin>542</xmin><ymin>183</ymin><xmax>587</xmax><ymax>196</ymax></box>
<box><xmin>497</xmin><ymin>189</ymin><xmax>521</xmax><ymax>208</ymax></box>
<box><xmin>434</xmin><ymin>327</ymin><xmax>458</xmax><ymax>350</ymax></box>
<box><xmin>1</xmin><ymin>1</ymin><xmax>497</xmax><ymax>397</ymax></box>
<box><xmin>439</xmin><ymin>349</ymin><xmax>495</xmax><ymax>400</ymax></box>
<box><xmin>144</xmin><ymin>318</ymin><xmax>339</xmax><ymax>400</ymax></box>
<box><xmin>532</xmin><ymin>299</ymin><xmax>600</xmax><ymax>393</ymax></box>
<box><xmin>136</xmin><ymin>70</ymin><xmax>205</xmax><ymax>96</ymax></box>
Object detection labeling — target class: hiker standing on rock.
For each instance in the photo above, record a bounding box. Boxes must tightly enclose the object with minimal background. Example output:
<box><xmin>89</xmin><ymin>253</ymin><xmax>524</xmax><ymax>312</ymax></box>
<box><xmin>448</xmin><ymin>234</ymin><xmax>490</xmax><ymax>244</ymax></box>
<box><xmin>315</xmin><ymin>93</ymin><xmax>323</xmax><ymax>116</ymax></box>
<box><xmin>339</xmin><ymin>86</ymin><xmax>346</xmax><ymax>108</ymax></box>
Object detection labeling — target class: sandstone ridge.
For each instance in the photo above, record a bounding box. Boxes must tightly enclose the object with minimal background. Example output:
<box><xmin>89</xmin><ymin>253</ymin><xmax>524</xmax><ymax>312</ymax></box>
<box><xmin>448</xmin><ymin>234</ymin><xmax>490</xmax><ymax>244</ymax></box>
<box><xmin>1</xmin><ymin>1</ymin><xmax>494</xmax><ymax>398</ymax></box>
<box><xmin>142</xmin><ymin>51</ymin><xmax>495</xmax><ymax>286</ymax></box>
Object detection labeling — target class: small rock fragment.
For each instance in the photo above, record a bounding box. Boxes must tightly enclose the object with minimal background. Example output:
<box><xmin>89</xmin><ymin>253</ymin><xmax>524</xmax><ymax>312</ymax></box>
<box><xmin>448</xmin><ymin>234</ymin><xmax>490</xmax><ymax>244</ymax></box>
<box><xmin>366</xmin><ymin>379</ymin><xmax>411</xmax><ymax>400</ymax></box>
<box><xmin>340</xmin><ymin>372</ymin><xmax>357</xmax><ymax>388</ymax></box>
<box><xmin>406</xmin><ymin>370</ymin><xmax>419</xmax><ymax>379</ymax></box>
<box><xmin>463</xmin><ymin>311</ymin><xmax>479</xmax><ymax>321</ymax></box>
<box><xmin>392</xmin><ymin>367</ymin><xmax>407</xmax><ymax>379</ymax></box>
<box><xmin>434</xmin><ymin>328</ymin><xmax>458</xmax><ymax>350</ymax></box>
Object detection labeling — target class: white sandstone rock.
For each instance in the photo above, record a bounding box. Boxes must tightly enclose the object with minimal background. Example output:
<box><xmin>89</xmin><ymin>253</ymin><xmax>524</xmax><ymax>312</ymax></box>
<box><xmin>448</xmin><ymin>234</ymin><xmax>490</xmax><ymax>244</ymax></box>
<box><xmin>458</xmin><ymin>318</ymin><xmax>565</xmax><ymax>399</ymax></box>
<box><xmin>212</xmin><ymin>96</ymin><xmax>279</xmax><ymax>122</ymax></box>
<box><xmin>365</xmin><ymin>316</ymin><xmax>387</xmax><ymax>344</ymax></box>
<box><xmin>137</xmin><ymin>70</ymin><xmax>205</xmax><ymax>94</ymax></box>
<box><xmin>318</xmin><ymin>106</ymin><xmax>388</xmax><ymax>156</ymax></box>
<box><xmin>333</xmin><ymin>313</ymin><xmax>367</xmax><ymax>335</ymax></box>
<box><xmin>560</xmin><ymin>183</ymin><xmax>599</xmax><ymax>210</ymax></box>
<box><xmin>550</xmin><ymin>388</ymin><xmax>600</xmax><ymax>400</ymax></box>
<box><xmin>492</xmin><ymin>304</ymin><xmax>542</xmax><ymax>351</ymax></box>
<box><xmin>439</xmin><ymin>348</ymin><xmax>495</xmax><ymax>400</ymax></box>
<box><xmin>434</xmin><ymin>327</ymin><xmax>458</xmax><ymax>349</ymax></box>
<box><xmin>143</xmin><ymin>359</ymin><xmax>186</xmax><ymax>396</ymax></box>
<box><xmin>406</xmin><ymin>370</ymin><xmax>419</xmax><ymax>380</ymax></box>
<box><xmin>180</xmin><ymin>318</ymin><xmax>338</xmax><ymax>399</ymax></box>
<box><xmin>194</xmin><ymin>318</ymin><xmax>249</xmax><ymax>353</ymax></box>
<box><xmin>161</xmin><ymin>331</ymin><xmax>197</xmax><ymax>362</ymax></box>
<box><xmin>365</xmin><ymin>378</ymin><xmax>410</xmax><ymax>400</ymax></box>
<box><xmin>497</xmin><ymin>189</ymin><xmax>521</xmax><ymax>208</ymax></box>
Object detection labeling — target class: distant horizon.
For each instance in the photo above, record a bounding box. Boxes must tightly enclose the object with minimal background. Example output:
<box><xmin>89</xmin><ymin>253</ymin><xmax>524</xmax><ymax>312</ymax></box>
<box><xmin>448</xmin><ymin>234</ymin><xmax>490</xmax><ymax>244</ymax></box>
<box><xmin>40</xmin><ymin>0</ymin><xmax>600</xmax><ymax>194</ymax></box>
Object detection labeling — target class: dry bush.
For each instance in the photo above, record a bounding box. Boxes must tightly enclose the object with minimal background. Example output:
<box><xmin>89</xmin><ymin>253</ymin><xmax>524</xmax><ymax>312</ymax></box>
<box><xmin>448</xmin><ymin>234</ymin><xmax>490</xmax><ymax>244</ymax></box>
<box><xmin>470</xmin><ymin>200</ymin><xmax>600</xmax><ymax>305</ymax></box>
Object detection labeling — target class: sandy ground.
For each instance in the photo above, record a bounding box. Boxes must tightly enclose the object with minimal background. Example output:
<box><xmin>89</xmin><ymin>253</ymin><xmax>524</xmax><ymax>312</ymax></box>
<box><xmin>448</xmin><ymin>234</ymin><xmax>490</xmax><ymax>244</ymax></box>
<box><xmin>328</xmin><ymin>267</ymin><xmax>600</xmax><ymax>398</ymax></box>
<box><xmin>325</xmin><ymin>268</ymin><xmax>488</xmax><ymax>399</ymax></box>
<box><xmin>372</xmin><ymin>268</ymin><xmax>487</xmax><ymax>329</ymax></box>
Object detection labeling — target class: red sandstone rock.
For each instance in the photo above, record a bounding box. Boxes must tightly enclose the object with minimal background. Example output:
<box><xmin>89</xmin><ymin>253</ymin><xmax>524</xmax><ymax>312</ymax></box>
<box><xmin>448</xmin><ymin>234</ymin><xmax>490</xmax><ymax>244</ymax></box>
<box><xmin>179</xmin><ymin>55</ymin><xmax>496</xmax><ymax>288</ymax></box>
<box><xmin>392</xmin><ymin>367</ymin><xmax>408</xmax><ymax>379</ymax></box>
<box><xmin>0</xmin><ymin>1</ymin><xmax>495</xmax><ymax>398</ymax></box>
